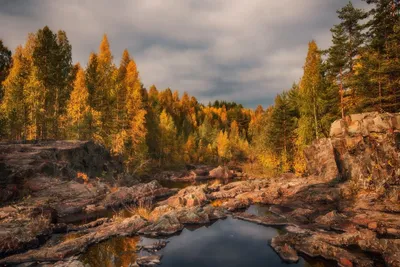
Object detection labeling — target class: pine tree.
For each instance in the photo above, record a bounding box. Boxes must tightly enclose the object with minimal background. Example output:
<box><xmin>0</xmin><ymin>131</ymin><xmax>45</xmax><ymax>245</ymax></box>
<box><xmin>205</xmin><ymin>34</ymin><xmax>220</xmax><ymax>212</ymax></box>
<box><xmin>0</xmin><ymin>40</ymin><xmax>12</xmax><ymax>137</ymax></box>
<box><xmin>0</xmin><ymin>40</ymin><xmax>12</xmax><ymax>102</ymax></box>
<box><xmin>266</xmin><ymin>90</ymin><xmax>299</xmax><ymax>172</ymax></box>
<box><xmin>85</xmin><ymin>52</ymin><xmax>99</xmax><ymax>108</ymax></box>
<box><xmin>32</xmin><ymin>26</ymin><xmax>72</xmax><ymax>139</ymax></box>
<box><xmin>55</xmin><ymin>30</ymin><xmax>73</xmax><ymax>131</ymax></box>
<box><xmin>364</xmin><ymin>0</ymin><xmax>398</xmax><ymax>53</ymax></box>
<box><xmin>337</xmin><ymin>2</ymin><xmax>367</xmax><ymax>71</ymax></box>
<box><xmin>326</xmin><ymin>24</ymin><xmax>348</xmax><ymax>118</ymax></box>
<box><xmin>1</xmin><ymin>46</ymin><xmax>30</xmax><ymax>140</ymax></box>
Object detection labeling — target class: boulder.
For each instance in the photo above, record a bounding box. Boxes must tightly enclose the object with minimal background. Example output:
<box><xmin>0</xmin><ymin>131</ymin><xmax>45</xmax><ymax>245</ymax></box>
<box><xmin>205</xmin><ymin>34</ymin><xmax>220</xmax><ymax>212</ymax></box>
<box><xmin>209</xmin><ymin>166</ymin><xmax>234</xmax><ymax>179</ymax></box>
<box><xmin>166</xmin><ymin>185</ymin><xmax>208</xmax><ymax>208</ymax></box>
<box><xmin>270</xmin><ymin>239</ymin><xmax>299</xmax><ymax>263</ymax></box>
<box><xmin>138</xmin><ymin>214</ymin><xmax>183</xmax><ymax>236</ymax></box>
<box><xmin>136</xmin><ymin>255</ymin><xmax>162</xmax><ymax>266</ymax></box>
<box><xmin>102</xmin><ymin>180</ymin><xmax>175</xmax><ymax>208</ymax></box>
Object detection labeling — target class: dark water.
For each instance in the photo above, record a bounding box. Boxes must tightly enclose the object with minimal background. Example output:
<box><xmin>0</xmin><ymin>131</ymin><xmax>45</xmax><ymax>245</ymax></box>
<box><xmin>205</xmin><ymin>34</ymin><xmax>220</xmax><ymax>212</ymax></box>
<box><xmin>81</xmin><ymin>216</ymin><xmax>332</xmax><ymax>267</ymax></box>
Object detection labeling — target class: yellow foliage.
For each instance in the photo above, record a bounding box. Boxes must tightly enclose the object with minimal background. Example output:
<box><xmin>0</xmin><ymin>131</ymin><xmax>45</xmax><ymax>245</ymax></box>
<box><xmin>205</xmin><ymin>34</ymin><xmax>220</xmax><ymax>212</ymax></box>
<box><xmin>257</xmin><ymin>151</ymin><xmax>279</xmax><ymax>173</ymax></box>
<box><xmin>216</xmin><ymin>130</ymin><xmax>230</xmax><ymax>162</ymax></box>
<box><xmin>111</xmin><ymin>129</ymin><xmax>128</xmax><ymax>155</ymax></box>
<box><xmin>293</xmin><ymin>148</ymin><xmax>307</xmax><ymax>176</ymax></box>
<box><xmin>77</xmin><ymin>172</ymin><xmax>89</xmax><ymax>184</ymax></box>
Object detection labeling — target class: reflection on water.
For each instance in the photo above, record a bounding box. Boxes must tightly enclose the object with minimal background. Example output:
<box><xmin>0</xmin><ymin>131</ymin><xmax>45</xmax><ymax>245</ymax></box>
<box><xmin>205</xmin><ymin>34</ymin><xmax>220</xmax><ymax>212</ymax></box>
<box><xmin>81</xmin><ymin>236</ymin><xmax>141</xmax><ymax>267</ymax></box>
<box><xmin>81</xmin><ymin>217</ymin><xmax>333</xmax><ymax>267</ymax></box>
<box><xmin>245</xmin><ymin>204</ymin><xmax>273</xmax><ymax>217</ymax></box>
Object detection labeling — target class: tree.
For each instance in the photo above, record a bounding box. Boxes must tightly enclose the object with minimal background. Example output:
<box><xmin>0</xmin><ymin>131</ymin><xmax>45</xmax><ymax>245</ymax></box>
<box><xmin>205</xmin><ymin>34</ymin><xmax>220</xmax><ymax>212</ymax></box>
<box><xmin>354</xmin><ymin>0</ymin><xmax>400</xmax><ymax>112</ymax></box>
<box><xmin>32</xmin><ymin>26</ymin><xmax>72</xmax><ymax>139</ymax></box>
<box><xmin>216</xmin><ymin>130</ymin><xmax>230</xmax><ymax>163</ymax></box>
<box><xmin>159</xmin><ymin>109</ymin><xmax>179</xmax><ymax>166</ymax></box>
<box><xmin>0</xmin><ymin>40</ymin><xmax>12</xmax><ymax>102</ymax></box>
<box><xmin>94</xmin><ymin>34</ymin><xmax>115</xmax><ymax>143</ymax></box>
<box><xmin>337</xmin><ymin>2</ymin><xmax>367</xmax><ymax>72</ymax></box>
<box><xmin>85</xmin><ymin>52</ymin><xmax>99</xmax><ymax>108</ymax></box>
<box><xmin>56</xmin><ymin>31</ymin><xmax>73</xmax><ymax>133</ymax></box>
<box><xmin>115</xmin><ymin>49</ymin><xmax>131</xmax><ymax>129</ymax></box>
<box><xmin>1</xmin><ymin>46</ymin><xmax>30</xmax><ymax>140</ymax></box>
<box><xmin>66</xmin><ymin>65</ymin><xmax>90</xmax><ymax>139</ymax></box>
<box><xmin>298</xmin><ymin>40</ymin><xmax>323</xmax><ymax>144</ymax></box>
<box><xmin>124</xmin><ymin>60</ymin><xmax>148</xmax><ymax>169</ymax></box>
<box><xmin>326</xmin><ymin>24</ymin><xmax>348</xmax><ymax>118</ymax></box>
<box><xmin>267</xmin><ymin>91</ymin><xmax>298</xmax><ymax>171</ymax></box>
<box><xmin>364</xmin><ymin>0</ymin><xmax>398</xmax><ymax>53</ymax></box>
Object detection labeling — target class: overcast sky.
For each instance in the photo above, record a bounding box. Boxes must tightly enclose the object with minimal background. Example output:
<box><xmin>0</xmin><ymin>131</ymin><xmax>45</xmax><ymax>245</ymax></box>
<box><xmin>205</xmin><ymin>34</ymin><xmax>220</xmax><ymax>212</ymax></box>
<box><xmin>0</xmin><ymin>0</ymin><xmax>368</xmax><ymax>108</ymax></box>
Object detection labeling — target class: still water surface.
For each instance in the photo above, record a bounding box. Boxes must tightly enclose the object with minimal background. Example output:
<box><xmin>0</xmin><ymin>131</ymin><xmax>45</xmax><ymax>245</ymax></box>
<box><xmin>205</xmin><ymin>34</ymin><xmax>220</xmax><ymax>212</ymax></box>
<box><xmin>81</xmin><ymin>214</ymin><xmax>333</xmax><ymax>267</ymax></box>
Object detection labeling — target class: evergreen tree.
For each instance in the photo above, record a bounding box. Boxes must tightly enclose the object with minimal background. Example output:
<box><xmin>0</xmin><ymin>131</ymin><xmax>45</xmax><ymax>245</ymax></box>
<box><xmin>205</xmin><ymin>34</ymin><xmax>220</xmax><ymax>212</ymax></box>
<box><xmin>85</xmin><ymin>52</ymin><xmax>99</xmax><ymax>108</ymax></box>
<box><xmin>32</xmin><ymin>26</ymin><xmax>72</xmax><ymax>138</ymax></box>
<box><xmin>364</xmin><ymin>0</ymin><xmax>398</xmax><ymax>53</ymax></box>
<box><xmin>326</xmin><ymin>24</ymin><xmax>348</xmax><ymax>118</ymax></box>
<box><xmin>0</xmin><ymin>40</ymin><xmax>12</xmax><ymax>138</ymax></box>
<box><xmin>55</xmin><ymin>30</ymin><xmax>73</xmax><ymax>121</ymax></box>
<box><xmin>0</xmin><ymin>40</ymin><xmax>12</xmax><ymax>102</ymax></box>
<box><xmin>267</xmin><ymin>92</ymin><xmax>298</xmax><ymax>171</ymax></box>
<box><xmin>1</xmin><ymin>46</ymin><xmax>30</xmax><ymax>140</ymax></box>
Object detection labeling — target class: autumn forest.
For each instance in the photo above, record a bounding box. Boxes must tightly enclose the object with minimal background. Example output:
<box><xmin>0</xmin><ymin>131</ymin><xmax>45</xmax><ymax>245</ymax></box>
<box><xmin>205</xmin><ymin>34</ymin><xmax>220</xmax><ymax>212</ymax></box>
<box><xmin>0</xmin><ymin>0</ymin><xmax>399</xmax><ymax>175</ymax></box>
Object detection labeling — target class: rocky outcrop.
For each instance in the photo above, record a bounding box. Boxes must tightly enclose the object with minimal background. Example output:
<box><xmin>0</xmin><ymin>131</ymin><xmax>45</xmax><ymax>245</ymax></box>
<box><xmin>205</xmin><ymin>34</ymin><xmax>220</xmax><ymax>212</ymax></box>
<box><xmin>306</xmin><ymin>112</ymin><xmax>400</xmax><ymax>199</ymax></box>
<box><xmin>102</xmin><ymin>180</ymin><xmax>176</xmax><ymax>208</ymax></box>
<box><xmin>0</xmin><ymin>141</ymin><xmax>124</xmax><ymax>203</ymax></box>
<box><xmin>0</xmin><ymin>179</ymin><xmax>175</xmax><ymax>256</ymax></box>
<box><xmin>303</xmin><ymin>138</ymin><xmax>339</xmax><ymax>181</ymax></box>
<box><xmin>166</xmin><ymin>185</ymin><xmax>208</xmax><ymax>207</ymax></box>
<box><xmin>209</xmin><ymin>166</ymin><xmax>234</xmax><ymax>179</ymax></box>
<box><xmin>0</xmin><ymin>216</ymin><xmax>147</xmax><ymax>266</ymax></box>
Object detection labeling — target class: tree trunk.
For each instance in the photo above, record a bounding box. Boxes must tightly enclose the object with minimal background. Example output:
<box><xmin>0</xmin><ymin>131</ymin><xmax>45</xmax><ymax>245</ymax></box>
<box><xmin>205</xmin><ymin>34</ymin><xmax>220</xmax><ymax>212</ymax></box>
<box><xmin>339</xmin><ymin>68</ymin><xmax>345</xmax><ymax>119</ymax></box>
<box><xmin>313</xmin><ymin>88</ymin><xmax>319</xmax><ymax>140</ymax></box>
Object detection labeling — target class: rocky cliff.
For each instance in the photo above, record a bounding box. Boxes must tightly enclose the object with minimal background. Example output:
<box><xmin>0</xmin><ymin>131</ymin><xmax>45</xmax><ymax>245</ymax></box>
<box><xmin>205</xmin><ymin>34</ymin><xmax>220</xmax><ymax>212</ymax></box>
<box><xmin>305</xmin><ymin>112</ymin><xmax>400</xmax><ymax>200</ymax></box>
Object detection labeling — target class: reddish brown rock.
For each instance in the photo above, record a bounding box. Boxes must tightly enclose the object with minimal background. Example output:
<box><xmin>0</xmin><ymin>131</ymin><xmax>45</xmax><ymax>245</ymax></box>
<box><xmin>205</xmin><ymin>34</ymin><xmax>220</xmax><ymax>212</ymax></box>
<box><xmin>166</xmin><ymin>185</ymin><xmax>208</xmax><ymax>208</ymax></box>
<box><xmin>0</xmin><ymin>216</ymin><xmax>147</xmax><ymax>265</ymax></box>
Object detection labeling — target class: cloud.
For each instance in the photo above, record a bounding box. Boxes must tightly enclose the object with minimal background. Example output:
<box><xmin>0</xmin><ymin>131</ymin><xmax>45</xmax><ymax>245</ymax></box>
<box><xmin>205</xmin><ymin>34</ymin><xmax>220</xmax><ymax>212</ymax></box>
<box><xmin>0</xmin><ymin>0</ymin><xmax>368</xmax><ymax>108</ymax></box>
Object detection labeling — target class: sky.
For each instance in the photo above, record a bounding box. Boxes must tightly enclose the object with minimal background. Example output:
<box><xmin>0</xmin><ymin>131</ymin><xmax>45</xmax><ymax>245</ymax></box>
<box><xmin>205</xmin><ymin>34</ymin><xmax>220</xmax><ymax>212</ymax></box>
<box><xmin>0</xmin><ymin>0</ymin><xmax>369</xmax><ymax>108</ymax></box>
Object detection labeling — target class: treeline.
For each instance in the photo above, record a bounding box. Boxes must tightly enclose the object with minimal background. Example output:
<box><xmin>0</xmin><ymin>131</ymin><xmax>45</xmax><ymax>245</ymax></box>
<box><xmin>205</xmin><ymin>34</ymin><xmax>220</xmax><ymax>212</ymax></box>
<box><xmin>0</xmin><ymin>28</ymin><xmax>252</xmax><ymax>172</ymax></box>
<box><xmin>0</xmin><ymin>0</ymin><xmax>399</xmax><ymax>175</ymax></box>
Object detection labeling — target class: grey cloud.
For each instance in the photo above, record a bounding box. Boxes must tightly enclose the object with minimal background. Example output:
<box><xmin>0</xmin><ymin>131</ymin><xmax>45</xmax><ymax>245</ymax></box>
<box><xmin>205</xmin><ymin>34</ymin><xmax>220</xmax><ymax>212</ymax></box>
<box><xmin>0</xmin><ymin>0</ymin><xmax>368</xmax><ymax>108</ymax></box>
